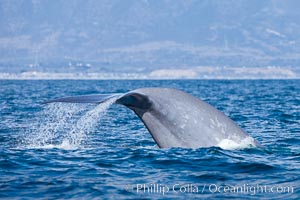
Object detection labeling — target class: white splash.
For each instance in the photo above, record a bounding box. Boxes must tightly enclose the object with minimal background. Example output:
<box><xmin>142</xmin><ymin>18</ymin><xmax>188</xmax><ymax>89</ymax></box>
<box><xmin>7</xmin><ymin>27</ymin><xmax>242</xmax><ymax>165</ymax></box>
<box><xmin>24</xmin><ymin>97</ymin><xmax>116</xmax><ymax>150</ymax></box>
<box><xmin>62</xmin><ymin>97</ymin><xmax>116</xmax><ymax>148</ymax></box>
<box><xmin>217</xmin><ymin>137</ymin><xmax>256</xmax><ymax>150</ymax></box>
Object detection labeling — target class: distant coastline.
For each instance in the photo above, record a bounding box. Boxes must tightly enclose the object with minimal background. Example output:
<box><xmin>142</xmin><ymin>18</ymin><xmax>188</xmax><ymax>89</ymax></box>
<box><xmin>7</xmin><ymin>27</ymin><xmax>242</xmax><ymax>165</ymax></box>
<box><xmin>1</xmin><ymin>66</ymin><xmax>299</xmax><ymax>80</ymax></box>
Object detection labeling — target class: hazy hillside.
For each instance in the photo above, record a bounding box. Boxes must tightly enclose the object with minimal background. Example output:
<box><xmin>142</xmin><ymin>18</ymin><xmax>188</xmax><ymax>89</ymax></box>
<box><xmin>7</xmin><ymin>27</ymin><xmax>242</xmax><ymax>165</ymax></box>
<box><xmin>1</xmin><ymin>0</ymin><xmax>300</xmax><ymax>76</ymax></box>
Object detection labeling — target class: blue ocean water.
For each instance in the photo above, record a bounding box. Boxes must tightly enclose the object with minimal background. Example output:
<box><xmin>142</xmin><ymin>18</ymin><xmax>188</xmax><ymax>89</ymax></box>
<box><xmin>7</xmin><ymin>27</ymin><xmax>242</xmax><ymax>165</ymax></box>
<box><xmin>0</xmin><ymin>80</ymin><xmax>299</xmax><ymax>199</ymax></box>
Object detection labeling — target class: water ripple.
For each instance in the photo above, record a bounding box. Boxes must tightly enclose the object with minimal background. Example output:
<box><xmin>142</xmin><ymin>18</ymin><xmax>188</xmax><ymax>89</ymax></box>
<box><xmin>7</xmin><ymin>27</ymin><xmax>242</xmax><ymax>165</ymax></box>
<box><xmin>0</xmin><ymin>80</ymin><xmax>299</xmax><ymax>199</ymax></box>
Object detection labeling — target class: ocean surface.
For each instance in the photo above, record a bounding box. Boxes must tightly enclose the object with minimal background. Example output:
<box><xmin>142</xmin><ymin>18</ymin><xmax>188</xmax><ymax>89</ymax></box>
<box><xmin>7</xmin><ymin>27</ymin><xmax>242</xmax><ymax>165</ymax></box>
<box><xmin>0</xmin><ymin>80</ymin><xmax>299</xmax><ymax>199</ymax></box>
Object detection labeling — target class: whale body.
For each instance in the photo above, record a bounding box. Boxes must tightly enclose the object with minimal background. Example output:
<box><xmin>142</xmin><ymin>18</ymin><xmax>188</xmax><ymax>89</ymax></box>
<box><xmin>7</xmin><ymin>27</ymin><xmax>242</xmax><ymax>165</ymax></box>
<box><xmin>44</xmin><ymin>87</ymin><xmax>261</xmax><ymax>149</ymax></box>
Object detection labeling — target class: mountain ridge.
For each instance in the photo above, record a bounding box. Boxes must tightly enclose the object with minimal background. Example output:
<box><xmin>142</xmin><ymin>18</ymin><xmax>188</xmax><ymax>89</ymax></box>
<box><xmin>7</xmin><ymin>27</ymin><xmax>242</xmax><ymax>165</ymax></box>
<box><xmin>1</xmin><ymin>0</ymin><xmax>300</xmax><ymax>73</ymax></box>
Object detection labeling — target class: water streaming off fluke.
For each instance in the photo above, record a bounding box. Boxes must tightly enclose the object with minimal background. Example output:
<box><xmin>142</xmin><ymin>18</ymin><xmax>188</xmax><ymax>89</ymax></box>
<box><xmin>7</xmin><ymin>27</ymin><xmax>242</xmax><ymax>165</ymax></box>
<box><xmin>24</xmin><ymin>97</ymin><xmax>117</xmax><ymax>149</ymax></box>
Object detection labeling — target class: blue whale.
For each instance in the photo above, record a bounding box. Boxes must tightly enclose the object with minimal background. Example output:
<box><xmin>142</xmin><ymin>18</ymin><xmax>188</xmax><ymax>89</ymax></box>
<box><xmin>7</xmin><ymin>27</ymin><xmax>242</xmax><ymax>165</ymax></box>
<box><xmin>44</xmin><ymin>87</ymin><xmax>261</xmax><ymax>149</ymax></box>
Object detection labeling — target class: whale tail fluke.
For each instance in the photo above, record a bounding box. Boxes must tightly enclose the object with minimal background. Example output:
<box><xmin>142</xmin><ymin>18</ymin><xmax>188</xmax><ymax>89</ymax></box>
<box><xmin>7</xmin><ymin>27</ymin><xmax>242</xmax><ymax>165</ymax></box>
<box><xmin>42</xmin><ymin>93</ymin><xmax>122</xmax><ymax>104</ymax></box>
<box><xmin>42</xmin><ymin>92</ymin><xmax>151</xmax><ymax>109</ymax></box>
<box><xmin>41</xmin><ymin>87</ymin><xmax>262</xmax><ymax>149</ymax></box>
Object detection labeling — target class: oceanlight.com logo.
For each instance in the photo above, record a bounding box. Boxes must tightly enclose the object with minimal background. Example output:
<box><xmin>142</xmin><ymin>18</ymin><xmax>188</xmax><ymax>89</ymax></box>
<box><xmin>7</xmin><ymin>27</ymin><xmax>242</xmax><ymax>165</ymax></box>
<box><xmin>124</xmin><ymin>183</ymin><xmax>295</xmax><ymax>196</ymax></box>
